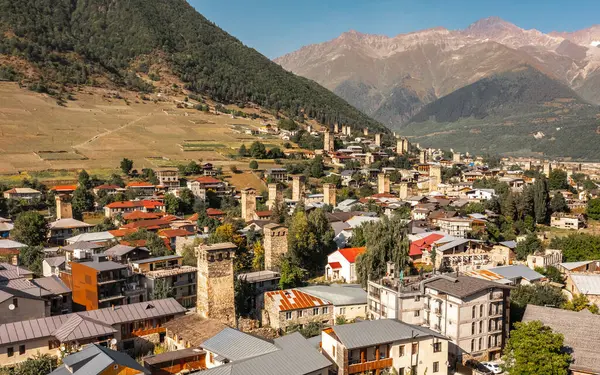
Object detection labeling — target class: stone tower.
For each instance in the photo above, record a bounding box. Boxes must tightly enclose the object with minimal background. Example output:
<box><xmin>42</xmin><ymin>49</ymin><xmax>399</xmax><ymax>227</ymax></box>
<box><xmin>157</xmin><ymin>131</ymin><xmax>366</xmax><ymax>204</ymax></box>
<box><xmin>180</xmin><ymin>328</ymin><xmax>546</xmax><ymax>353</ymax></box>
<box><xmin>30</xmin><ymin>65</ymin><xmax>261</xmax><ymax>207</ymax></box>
<box><xmin>453</xmin><ymin>152</ymin><xmax>461</xmax><ymax>163</ymax></box>
<box><xmin>365</xmin><ymin>152</ymin><xmax>373</xmax><ymax>166</ymax></box>
<box><xmin>396</xmin><ymin>138</ymin><xmax>406</xmax><ymax>155</ymax></box>
<box><xmin>323</xmin><ymin>183</ymin><xmax>337</xmax><ymax>207</ymax></box>
<box><xmin>334</xmin><ymin>123</ymin><xmax>339</xmax><ymax>134</ymax></box>
<box><xmin>306</xmin><ymin>125</ymin><xmax>312</xmax><ymax>133</ymax></box>
<box><xmin>378</xmin><ymin>173</ymin><xmax>390</xmax><ymax>194</ymax></box>
<box><xmin>346</xmin><ymin>126</ymin><xmax>352</xmax><ymax>136</ymax></box>
<box><xmin>429</xmin><ymin>165</ymin><xmax>442</xmax><ymax>192</ymax></box>
<box><xmin>398</xmin><ymin>182</ymin><xmax>409</xmax><ymax>199</ymax></box>
<box><xmin>324</xmin><ymin>131</ymin><xmax>335</xmax><ymax>153</ymax></box>
<box><xmin>55</xmin><ymin>195</ymin><xmax>73</xmax><ymax>220</ymax></box>
<box><xmin>363</xmin><ymin>128</ymin><xmax>369</xmax><ymax>136</ymax></box>
<box><xmin>266</xmin><ymin>183</ymin><xmax>281</xmax><ymax>210</ymax></box>
<box><xmin>264</xmin><ymin>223</ymin><xmax>289</xmax><ymax>271</ymax></box>
<box><xmin>543</xmin><ymin>161</ymin><xmax>552</xmax><ymax>177</ymax></box>
<box><xmin>241</xmin><ymin>188</ymin><xmax>257</xmax><ymax>222</ymax></box>
<box><xmin>341</xmin><ymin>125</ymin><xmax>347</xmax><ymax>135</ymax></box>
<box><xmin>401</xmin><ymin>137</ymin><xmax>409</xmax><ymax>154</ymax></box>
<box><xmin>419</xmin><ymin>149</ymin><xmax>428</xmax><ymax>164</ymax></box>
<box><xmin>292</xmin><ymin>175</ymin><xmax>305</xmax><ymax>202</ymax></box>
<box><xmin>197</xmin><ymin>242</ymin><xmax>236</xmax><ymax>325</ymax></box>
<box><xmin>375</xmin><ymin>133</ymin><xmax>382</xmax><ymax>147</ymax></box>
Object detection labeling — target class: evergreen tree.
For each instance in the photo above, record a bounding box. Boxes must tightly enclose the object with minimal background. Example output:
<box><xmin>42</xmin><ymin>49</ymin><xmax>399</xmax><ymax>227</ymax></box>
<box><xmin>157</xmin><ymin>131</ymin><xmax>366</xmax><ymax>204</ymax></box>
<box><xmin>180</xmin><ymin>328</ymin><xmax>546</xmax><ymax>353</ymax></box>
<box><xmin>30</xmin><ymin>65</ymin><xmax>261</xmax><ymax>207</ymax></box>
<box><xmin>533</xmin><ymin>177</ymin><xmax>550</xmax><ymax>224</ymax></box>
<box><xmin>238</xmin><ymin>144</ymin><xmax>248</xmax><ymax>157</ymax></box>
<box><xmin>586</xmin><ymin>198</ymin><xmax>600</xmax><ymax>220</ymax></box>
<box><xmin>550</xmin><ymin>192</ymin><xmax>569</xmax><ymax>213</ymax></box>
<box><xmin>120</xmin><ymin>158</ymin><xmax>133</xmax><ymax>175</ymax></box>
<box><xmin>287</xmin><ymin>208</ymin><xmax>335</xmax><ymax>274</ymax></box>
<box><xmin>78</xmin><ymin>169</ymin><xmax>92</xmax><ymax>189</ymax></box>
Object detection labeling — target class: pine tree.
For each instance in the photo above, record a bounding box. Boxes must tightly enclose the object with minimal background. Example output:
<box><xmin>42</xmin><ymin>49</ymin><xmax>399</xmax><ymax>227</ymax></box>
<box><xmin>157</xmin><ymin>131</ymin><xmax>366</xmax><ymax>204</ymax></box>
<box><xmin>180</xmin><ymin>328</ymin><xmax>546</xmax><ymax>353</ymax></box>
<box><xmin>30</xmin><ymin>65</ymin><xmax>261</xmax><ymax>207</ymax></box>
<box><xmin>533</xmin><ymin>177</ymin><xmax>550</xmax><ymax>224</ymax></box>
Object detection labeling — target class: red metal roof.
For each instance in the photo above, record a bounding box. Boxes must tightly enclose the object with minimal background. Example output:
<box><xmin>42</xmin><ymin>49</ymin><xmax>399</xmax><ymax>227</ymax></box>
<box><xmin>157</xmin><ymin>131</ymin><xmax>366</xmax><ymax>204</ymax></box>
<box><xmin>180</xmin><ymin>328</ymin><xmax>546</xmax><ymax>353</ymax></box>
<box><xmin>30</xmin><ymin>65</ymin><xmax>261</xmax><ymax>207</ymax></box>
<box><xmin>121</xmin><ymin>218</ymin><xmax>173</xmax><ymax>230</ymax></box>
<box><xmin>338</xmin><ymin>247</ymin><xmax>366</xmax><ymax>263</ymax></box>
<box><xmin>51</xmin><ymin>185</ymin><xmax>77</xmax><ymax>192</ymax></box>
<box><xmin>194</xmin><ymin>176</ymin><xmax>222</xmax><ymax>184</ymax></box>
<box><xmin>265</xmin><ymin>289</ymin><xmax>331</xmax><ymax>311</ymax></box>
<box><xmin>328</xmin><ymin>262</ymin><xmax>342</xmax><ymax>270</ymax></box>
<box><xmin>94</xmin><ymin>184</ymin><xmax>120</xmax><ymax>190</ymax></box>
<box><xmin>105</xmin><ymin>200</ymin><xmax>164</xmax><ymax>209</ymax></box>
<box><xmin>108</xmin><ymin>228</ymin><xmax>137</xmax><ymax>237</ymax></box>
<box><xmin>123</xmin><ymin>211</ymin><xmax>161</xmax><ymax>220</ymax></box>
<box><xmin>206</xmin><ymin>208</ymin><xmax>225</xmax><ymax>216</ymax></box>
<box><xmin>126</xmin><ymin>181</ymin><xmax>155</xmax><ymax>188</ymax></box>
<box><xmin>254</xmin><ymin>210</ymin><xmax>272</xmax><ymax>218</ymax></box>
<box><xmin>158</xmin><ymin>229</ymin><xmax>194</xmax><ymax>238</ymax></box>
<box><xmin>409</xmin><ymin>233</ymin><xmax>445</xmax><ymax>257</ymax></box>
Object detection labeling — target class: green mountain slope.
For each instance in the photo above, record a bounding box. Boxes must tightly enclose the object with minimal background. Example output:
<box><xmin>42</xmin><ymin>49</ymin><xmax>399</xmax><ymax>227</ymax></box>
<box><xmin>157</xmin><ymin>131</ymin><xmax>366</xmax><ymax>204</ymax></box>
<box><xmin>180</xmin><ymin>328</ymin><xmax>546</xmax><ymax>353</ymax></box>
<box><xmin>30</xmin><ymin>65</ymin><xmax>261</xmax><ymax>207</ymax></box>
<box><xmin>401</xmin><ymin>66</ymin><xmax>600</xmax><ymax>160</ymax></box>
<box><xmin>0</xmin><ymin>0</ymin><xmax>386</xmax><ymax>133</ymax></box>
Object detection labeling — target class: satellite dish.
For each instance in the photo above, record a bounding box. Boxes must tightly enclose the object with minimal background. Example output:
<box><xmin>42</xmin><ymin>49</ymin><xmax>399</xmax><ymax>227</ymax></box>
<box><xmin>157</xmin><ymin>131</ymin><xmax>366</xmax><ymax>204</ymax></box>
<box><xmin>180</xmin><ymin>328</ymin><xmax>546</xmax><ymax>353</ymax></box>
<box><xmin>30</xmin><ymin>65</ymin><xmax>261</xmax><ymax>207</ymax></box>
<box><xmin>110</xmin><ymin>338</ymin><xmax>117</xmax><ymax>346</ymax></box>
<box><xmin>8</xmin><ymin>304</ymin><xmax>15</xmax><ymax>311</ymax></box>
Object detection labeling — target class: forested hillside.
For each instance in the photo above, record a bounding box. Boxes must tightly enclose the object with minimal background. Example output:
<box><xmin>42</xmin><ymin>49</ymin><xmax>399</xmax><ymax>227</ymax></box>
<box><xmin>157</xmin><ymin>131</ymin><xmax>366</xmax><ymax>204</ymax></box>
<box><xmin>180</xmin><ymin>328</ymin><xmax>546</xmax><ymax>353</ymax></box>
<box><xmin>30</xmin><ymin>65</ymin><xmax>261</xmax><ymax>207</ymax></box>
<box><xmin>0</xmin><ymin>0</ymin><xmax>386</xmax><ymax>132</ymax></box>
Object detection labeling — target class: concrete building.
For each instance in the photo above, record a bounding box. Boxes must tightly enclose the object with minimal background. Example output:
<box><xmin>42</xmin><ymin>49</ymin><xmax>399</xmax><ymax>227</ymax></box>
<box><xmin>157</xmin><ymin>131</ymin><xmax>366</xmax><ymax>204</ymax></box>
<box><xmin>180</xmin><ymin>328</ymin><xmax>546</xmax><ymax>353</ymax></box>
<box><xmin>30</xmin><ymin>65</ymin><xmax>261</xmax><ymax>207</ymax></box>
<box><xmin>50</xmin><ymin>344</ymin><xmax>150</xmax><ymax>375</ymax></box>
<box><xmin>265</xmin><ymin>168</ymin><xmax>288</xmax><ymax>183</ymax></box>
<box><xmin>292</xmin><ymin>175</ymin><xmax>305</xmax><ymax>202</ymax></box>
<box><xmin>263</xmin><ymin>223</ymin><xmax>288</xmax><ymax>271</ymax></box>
<box><xmin>2</xmin><ymin>188</ymin><xmax>42</xmax><ymax>201</ymax></box>
<box><xmin>550</xmin><ymin>212</ymin><xmax>586</xmax><ymax>230</ymax></box>
<box><xmin>155</xmin><ymin>169</ymin><xmax>180</xmax><ymax>189</ymax></box>
<box><xmin>241</xmin><ymin>188</ymin><xmax>257</xmax><ymax>222</ymax></box>
<box><xmin>323</xmin><ymin>183</ymin><xmax>337</xmax><ymax>207</ymax></box>
<box><xmin>322</xmin><ymin>319</ymin><xmax>449</xmax><ymax>375</ymax></box>
<box><xmin>197</xmin><ymin>242</ymin><xmax>236</xmax><ymax>325</ymax></box>
<box><xmin>298</xmin><ymin>284</ymin><xmax>368</xmax><ymax>322</ymax></box>
<box><xmin>367</xmin><ymin>274</ymin><xmax>511</xmax><ymax>364</ymax></box>
<box><xmin>526</xmin><ymin>249</ymin><xmax>563</xmax><ymax>270</ymax></box>
<box><xmin>186</xmin><ymin>176</ymin><xmax>232</xmax><ymax>201</ymax></box>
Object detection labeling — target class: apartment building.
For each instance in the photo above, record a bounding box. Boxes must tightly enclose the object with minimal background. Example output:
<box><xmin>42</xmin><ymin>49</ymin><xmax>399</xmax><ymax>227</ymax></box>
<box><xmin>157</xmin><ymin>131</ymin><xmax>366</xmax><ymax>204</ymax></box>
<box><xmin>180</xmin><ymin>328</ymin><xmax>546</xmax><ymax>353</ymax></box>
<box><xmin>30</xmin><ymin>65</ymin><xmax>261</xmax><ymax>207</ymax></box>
<box><xmin>186</xmin><ymin>176</ymin><xmax>232</xmax><ymax>201</ymax></box>
<box><xmin>322</xmin><ymin>319</ymin><xmax>449</xmax><ymax>375</ymax></box>
<box><xmin>368</xmin><ymin>274</ymin><xmax>511</xmax><ymax>364</ymax></box>
<box><xmin>155</xmin><ymin>169</ymin><xmax>180</xmax><ymax>189</ymax></box>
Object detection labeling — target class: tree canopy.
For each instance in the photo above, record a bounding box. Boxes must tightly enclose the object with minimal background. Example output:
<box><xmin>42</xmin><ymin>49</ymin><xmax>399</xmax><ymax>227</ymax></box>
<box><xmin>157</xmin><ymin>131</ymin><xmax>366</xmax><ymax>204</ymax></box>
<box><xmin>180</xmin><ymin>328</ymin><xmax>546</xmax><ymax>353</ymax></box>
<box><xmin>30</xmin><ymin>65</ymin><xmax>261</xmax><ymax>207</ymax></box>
<box><xmin>287</xmin><ymin>208</ymin><xmax>335</xmax><ymax>275</ymax></box>
<box><xmin>12</xmin><ymin>211</ymin><xmax>48</xmax><ymax>246</ymax></box>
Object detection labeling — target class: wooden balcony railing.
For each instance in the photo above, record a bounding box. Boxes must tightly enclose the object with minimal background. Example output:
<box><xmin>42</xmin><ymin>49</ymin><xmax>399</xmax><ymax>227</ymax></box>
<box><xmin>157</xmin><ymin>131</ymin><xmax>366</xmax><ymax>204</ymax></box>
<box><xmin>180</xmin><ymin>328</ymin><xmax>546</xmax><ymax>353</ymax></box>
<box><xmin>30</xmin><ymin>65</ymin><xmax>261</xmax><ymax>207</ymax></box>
<box><xmin>347</xmin><ymin>358</ymin><xmax>393</xmax><ymax>374</ymax></box>
<box><xmin>122</xmin><ymin>327</ymin><xmax>166</xmax><ymax>340</ymax></box>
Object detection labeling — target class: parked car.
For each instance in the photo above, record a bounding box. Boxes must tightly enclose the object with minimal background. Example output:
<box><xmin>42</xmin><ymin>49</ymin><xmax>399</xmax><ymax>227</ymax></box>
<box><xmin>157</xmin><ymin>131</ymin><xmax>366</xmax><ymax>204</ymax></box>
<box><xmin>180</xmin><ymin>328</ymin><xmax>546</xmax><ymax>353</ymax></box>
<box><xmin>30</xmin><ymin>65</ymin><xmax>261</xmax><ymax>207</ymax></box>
<box><xmin>482</xmin><ymin>362</ymin><xmax>503</xmax><ymax>374</ymax></box>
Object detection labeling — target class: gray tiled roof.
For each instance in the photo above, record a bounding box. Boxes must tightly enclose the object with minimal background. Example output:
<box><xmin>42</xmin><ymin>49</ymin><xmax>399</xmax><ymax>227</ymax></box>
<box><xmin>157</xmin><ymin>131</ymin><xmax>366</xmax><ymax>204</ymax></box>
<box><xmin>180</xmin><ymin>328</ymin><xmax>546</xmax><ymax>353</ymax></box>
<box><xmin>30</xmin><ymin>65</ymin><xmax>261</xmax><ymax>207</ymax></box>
<box><xmin>424</xmin><ymin>275</ymin><xmax>509</xmax><ymax>298</ymax></box>
<box><xmin>201</xmin><ymin>327</ymin><xmax>279</xmax><ymax>361</ymax></box>
<box><xmin>31</xmin><ymin>276</ymin><xmax>71</xmax><ymax>295</ymax></box>
<box><xmin>0</xmin><ymin>298</ymin><xmax>185</xmax><ymax>345</ymax></box>
<box><xmin>331</xmin><ymin>319</ymin><xmax>446</xmax><ymax>349</ymax></box>
<box><xmin>43</xmin><ymin>256</ymin><xmax>66</xmax><ymax>267</ymax></box>
<box><xmin>104</xmin><ymin>244</ymin><xmax>149</xmax><ymax>257</ymax></box>
<box><xmin>132</xmin><ymin>255</ymin><xmax>182</xmax><ymax>264</ymax></box>
<box><xmin>488</xmin><ymin>265</ymin><xmax>544</xmax><ymax>282</ymax></box>
<box><xmin>51</xmin><ymin>343</ymin><xmax>150</xmax><ymax>375</ymax></box>
<box><xmin>523</xmin><ymin>305</ymin><xmax>600</xmax><ymax>374</ymax></box>
<box><xmin>80</xmin><ymin>260</ymin><xmax>126</xmax><ymax>272</ymax></box>
<box><xmin>195</xmin><ymin>332</ymin><xmax>332</xmax><ymax>375</ymax></box>
<box><xmin>62</xmin><ymin>241</ymin><xmax>104</xmax><ymax>251</ymax></box>
<box><xmin>53</xmin><ymin>315</ymin><xmax>116</xmax><ymax>342</ymax></box>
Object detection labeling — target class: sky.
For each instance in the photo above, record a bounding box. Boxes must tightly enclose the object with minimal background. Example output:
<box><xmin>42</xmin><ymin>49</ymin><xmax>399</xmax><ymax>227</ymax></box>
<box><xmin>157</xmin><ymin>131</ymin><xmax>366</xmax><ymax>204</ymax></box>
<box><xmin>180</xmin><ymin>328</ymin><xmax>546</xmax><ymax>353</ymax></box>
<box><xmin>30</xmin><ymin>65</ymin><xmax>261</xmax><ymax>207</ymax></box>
<box><xmin>190</xmin><ymin>0</ymin><xmax>600</xmax><ymax>59</ymax></box>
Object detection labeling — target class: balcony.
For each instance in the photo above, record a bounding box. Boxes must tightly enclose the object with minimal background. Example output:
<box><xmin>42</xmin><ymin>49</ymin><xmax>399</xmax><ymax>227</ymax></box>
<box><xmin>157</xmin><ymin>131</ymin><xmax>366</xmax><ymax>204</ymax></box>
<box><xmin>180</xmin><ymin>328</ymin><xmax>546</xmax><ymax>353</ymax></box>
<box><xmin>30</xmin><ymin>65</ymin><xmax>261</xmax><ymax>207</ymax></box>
<box><xmin>434</xmin><ymin>307</ymin><xmax>442</xmax><ymax>316</ymax></box>
<box><xmin>491</xmin><ymin>291</ymin><xmax>504</xmax><ymax>300</ymax></box>
<box><xmin>173</xmin><ymin>279</ymin><xmax>195</xmax><ymax>288</ymax></box>
<box><xmin>122</xmin><ymin>327</ymin><xmax>166</xmax><ymax>340</ymax></box>
<box><xmin>348</xmin><ymin>358</ymin><xmax>393</xmax><ymax>374</ymax></box>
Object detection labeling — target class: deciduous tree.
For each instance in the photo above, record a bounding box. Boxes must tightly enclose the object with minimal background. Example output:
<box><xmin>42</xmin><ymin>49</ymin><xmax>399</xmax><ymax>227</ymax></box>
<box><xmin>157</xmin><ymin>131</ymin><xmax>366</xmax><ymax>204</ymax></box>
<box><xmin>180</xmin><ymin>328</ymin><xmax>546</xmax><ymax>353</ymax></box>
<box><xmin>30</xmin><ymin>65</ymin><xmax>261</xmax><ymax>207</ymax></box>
<box><xmin>12</xmin><ymin>211</ymin><xmax>48</xmax><ymax>246</ymax></box>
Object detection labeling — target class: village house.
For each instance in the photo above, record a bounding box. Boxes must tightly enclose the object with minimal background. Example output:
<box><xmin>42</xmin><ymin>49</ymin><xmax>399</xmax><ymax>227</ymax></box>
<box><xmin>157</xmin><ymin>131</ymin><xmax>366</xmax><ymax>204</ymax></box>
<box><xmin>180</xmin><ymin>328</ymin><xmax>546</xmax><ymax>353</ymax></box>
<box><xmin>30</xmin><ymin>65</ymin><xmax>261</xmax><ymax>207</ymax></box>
<box><xmin>523</xmin><ymin>305</ymin><xmax>600</xmax><ymax>375</ymax></box>
<box><xmin>104</xmin><ymin>199</ymin><xmax>165</xmax><ymax>218</ymax></box>
<box><xmin>0</xmin><ymin>239</ymin><xmax>25</xmax><ymax>263</ymax></box>
<box><xmin>155</xmin><ymin>169</ymin><xmax>180</xmax><ymax>189</ymax></box>
<box><xmin>2</xmin><ymin>187</ymin><xmax>42</xmax><ymax>201</ymax></box>
<box><xmin>103</xmin><ymin>244</ymin><xmax>150</xmax><ymax>264</ymax></box>
<box><xmin>238</xmin><ymin>270</ymin><xmax>281</xmax><ymax>315</ymax></box>
<box><xmin>550</xmin><ymin>212</ymin><xmax>586</xmax><ymax>230</ymax></box>
<box><xmin>51</xmin><ymin>343</ymin><xmax>150</xmax><ymax>375</ymax></box>
<box><xmin>186</xmin><ymin>176</ymin><xmax>232</xmax><ymax>201</ymax></box>
<box><xmin>297</xmin><ymin>285</ymin><xmax>368</xmax><ymax>322</ymax></box>
<box><xmin>437</xmin><ymin>217</ymin><xmax>485</xmax><ymax>238</ymax></box>
<box><xmin>565</xmin><ymin>273</ymin><xmax>600</xmax><ymax>307</ymax></box>
<box><xmin>558</xmin><ymin>260</ymin><xmax>600</xmax><ymax>274</ymax></box>
<box><xmin>92</xmin><ymin>184</ymin><xmax>122</xmax><ymax>196</ymax></box>
<box><xmin>263</xmin><ymin>289</ymin><xmax>333</xmax><ymax>332</ymax></box>
<box><xmin>0</xmin><ymin>298</ymin><xmax>186</xmax><ymax>366</ymax></box>
<box><xmin>325</xmin><ymin>247</ymin><xmax>366</xmax><ymax>283</ymax></box>
<box><xmin>65</xmin><ymin>231</ymin><xmax>116</xmax><ymax>246</ymax></box>
<box><xmin>465</xmin><ymin>188</ymin><xmax>496</xmax><ymax>201</ymax></box>
<box><xmin>48</xmin><ymin>218</ymin><xmax>93</xmax><ymax>245</ymax></box>
<box><xmin>526</xmin><ymin>248</ymin><xmax>563</xmax><ymax>270</ymax></box>
<box><xmin>321</xmin><ymin>319</ymin><xmax>449</xmax><ymax>375</ymax></box>
<box><xmin>125</xmin><ymin>181</ymin><xmax>156</xmax><ymax>197</ymax></box>
<box><xmin>264</xmin><ymin>168</ymin><xmax>288</xmax><ymax>182</ymax></box>
<box><xmin>367</xmin><ymin>274</ymin><xmax>511</xmax><ymax>364</ymax></box>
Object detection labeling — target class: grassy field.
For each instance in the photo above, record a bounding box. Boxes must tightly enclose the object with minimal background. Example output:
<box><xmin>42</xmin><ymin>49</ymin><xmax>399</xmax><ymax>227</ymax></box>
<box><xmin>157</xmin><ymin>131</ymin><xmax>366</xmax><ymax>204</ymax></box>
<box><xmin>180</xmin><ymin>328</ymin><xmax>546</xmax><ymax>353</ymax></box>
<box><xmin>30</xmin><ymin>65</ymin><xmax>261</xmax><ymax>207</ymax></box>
<box><xmin>0</xmin><ymin>83</ymin><xmax>290</xmax><ymax>188</ymax></box>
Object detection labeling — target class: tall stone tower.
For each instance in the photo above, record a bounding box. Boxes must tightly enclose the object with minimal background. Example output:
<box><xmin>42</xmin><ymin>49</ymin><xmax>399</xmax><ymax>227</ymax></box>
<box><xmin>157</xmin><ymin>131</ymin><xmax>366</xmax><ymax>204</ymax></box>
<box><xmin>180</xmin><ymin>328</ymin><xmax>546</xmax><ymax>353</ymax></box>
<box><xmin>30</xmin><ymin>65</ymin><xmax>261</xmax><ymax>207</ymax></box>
<box><xmin>543</xmin><ymin>161</ymin><xmax>552</xmax><ymax>177</ymax></box>
<box><xmin>365</xmin><ymin>152</ymin><xmax>373</xmax><ymax>166</ymax></box>
<box><xmin>264</xmin><ymin>223</ymin><xmax>289</xmax><ymax>271</ymax></box>
<box><xmin>241</xmin><ymin>188</ymin><xmax>257</xmax><ymax>222</ymax></box>
<box><xmin>55</xmin><ymin>195</ymin><xmax>73</xmax><ymax>220</ymax></box>
<box><xmin>398</xmin><ymin>182</ymin><xmax>409</xmax><ymax>199</ymax></box>
<box><xmin>429</xmin><ymin>165</ymin><xmax>442</xmax><ymax>192</ymax></box>
<box><xmin>419</xmin><ymin>149</ymin><xmax>428</xmax><ymax>164</ymax></box>
<box><xmin>334</xmin><ymin>123</ymin><xmax>339</xmax><ymax>134</ymax></box>
<box><xmin>401</xmin><ymin>137</ymin><xmax>409</xmax><ymax>154</ymax></box>
<box><xmin>292</xmin><ymin>175</ymin><xmax>305</xmax><ymax>202</ymax></box>
<box><xmin>396</xmin><ymin>138</ymin><xmax>406</xmax><ymax>155</ymax></box>
<box><xmin>453</xmin><ymin>152</ymin><xmax>461</xmax><ymax>163</ymax></box>
<box><xmin>266</xmin><ymin>183</ymin><xmax>282</xmax><ymax>210</ymax></box>
<box><xmin>323</xmin><ymin>183</ymin><xmax>337</xmax><ymax>207</ymax></box>
<box><xmin>363</xmin><ymin>128</ymin><xmax>369</xmax><ymax>136</ymax></box>
<box><xmin>378</xmin><ymin>173</ymin><xmax>390</xmax><ymax>194</ymax></box>
<box><xmin>197</xmin><ymin>242</ymin><xmax>236</xmax><ymax>325</ymax></box>
<box><xmin>346</xmin><ymin>126</ymin><xmax>352</xmax><ymax>136</ymax></box>
<box><xmin>375</xmin><ymin>133</ymin><xmax>382</xmax><ymax>147</ymax></box>
<box><xmin>341</xmin><ymin>125</ymin><xmax>347</xmax><ymax>135</ymax></box>
<box><xmin>323</xmin><ymin>131</ymin><xmax>335</xmax><ymax>153</ymax></box>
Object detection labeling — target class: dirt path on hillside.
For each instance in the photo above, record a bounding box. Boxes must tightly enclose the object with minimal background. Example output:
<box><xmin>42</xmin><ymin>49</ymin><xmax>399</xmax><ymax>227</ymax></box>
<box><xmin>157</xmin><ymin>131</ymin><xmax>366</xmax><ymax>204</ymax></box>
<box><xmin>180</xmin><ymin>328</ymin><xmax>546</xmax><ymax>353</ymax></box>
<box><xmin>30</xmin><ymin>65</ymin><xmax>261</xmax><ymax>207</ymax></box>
<box><xmin>72</xmin><ymin>112</ymin><xmax>152</xmax><ymax>148</ymax></box>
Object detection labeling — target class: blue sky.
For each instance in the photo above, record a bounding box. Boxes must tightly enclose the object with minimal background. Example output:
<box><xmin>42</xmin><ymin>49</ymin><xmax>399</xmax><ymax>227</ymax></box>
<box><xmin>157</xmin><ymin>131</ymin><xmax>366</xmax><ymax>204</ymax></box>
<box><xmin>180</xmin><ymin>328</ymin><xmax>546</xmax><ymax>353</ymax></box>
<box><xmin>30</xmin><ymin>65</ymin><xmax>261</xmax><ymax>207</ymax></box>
<box><xmin>190</xmin><ymin>0</ymin><xmax>600</xmax><ymax>59</ymax></box>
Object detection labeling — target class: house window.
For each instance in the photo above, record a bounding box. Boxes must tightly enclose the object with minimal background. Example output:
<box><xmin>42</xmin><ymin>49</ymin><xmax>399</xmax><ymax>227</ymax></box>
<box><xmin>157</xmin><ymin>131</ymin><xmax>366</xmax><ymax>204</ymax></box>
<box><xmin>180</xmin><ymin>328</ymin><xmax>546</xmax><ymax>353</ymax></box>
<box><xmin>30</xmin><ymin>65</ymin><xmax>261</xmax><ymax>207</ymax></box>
<box><xmin>313</xmin><ymin>308</ymin><xmax>319</xmax><ymax>315</ymax></box>
<box><xmin>433</xmin><ymin>361</ymin><xmax>440</xmax><ymax>373</ymax></box>
<box><xmin>340</xmin><ymin>307</ymin><xmax>346</xmax><ymax>315</ymax></box>
<box><xmin>414</xmin><ymin>295</ymin><xmax>420</xmax><ymax>302</ymax></box>
<box><xmin>398</xmin><ymin>345</ymin><xmax>405</xmax><ymax>356</ymax></box>
<box><xmin>298</xmin><ymin>310</ymin><xmax>303</xmax><ymax>318</ymax></box>
<box><xmin>411</xmin><ymin>343</ymin><xmax>418</xmax><ymax>354</ymax></box>
<box><xmin>414</xmin><ymin>310</ymin><xmax>420</xmax><ymax>317</ymax></box>
<box><xmin>399</xmin><ymin>368</ymin><xmax>404</xmax><ymax>375</ymax></box>
<box><xmin>12</xmin><ymin>298</ymin><xmax>18</xmax><ymax>308</ymax></box>
<box><xmin>472</xmin><ymin>305</ymin><xmax>476</xmax><ymax>318</ymax></box>
<box><xmin>480</xmin><ymin>304</ymin><xmax>484</xmax><ymax>317</ymax></box>
<box><xmin>411</xmin><ymin>365</ymin><xmax>417</xmax><ymax>374</ymax></box>
<box><xmin>433</xmin><ymin>342</ymin><xmax>442</xmax><ymax>353</ymax></box>
<box><xmin>471</xmin><ymin>340</ymin><xmax>475</xmax><ymax>352</ymax></box>
<box><xmin>322</xmin><ymin>307</ymin><xmax>328</xmax><ymax>314</ymax></box>
<box><xmin>479</xmin><ymin>337</ymin><xmax>483</xmax><ymax>351</ymax></box>
<box><xmin>471</xmin><ymin>322</ymin><xmax>476</xmax><ymax>335</ymax></box>
<box><xmin>19</xmin><ymin>345</ymin><xmax>25</xmax><ymax>355</ymax></box>
<box><xmin>285</xmin><ymin>312</ymin><xmax>292</xmax><ymax>320</ymax></box>
<box><xmin>479</xmin><ymin>320</ymin><xmax>483</xmax><ymax>333</ymax></box>
<box><xmin>7</xmin><ymin>347</ymin><xmax>13</xmax><ymax>357</ymax></box>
